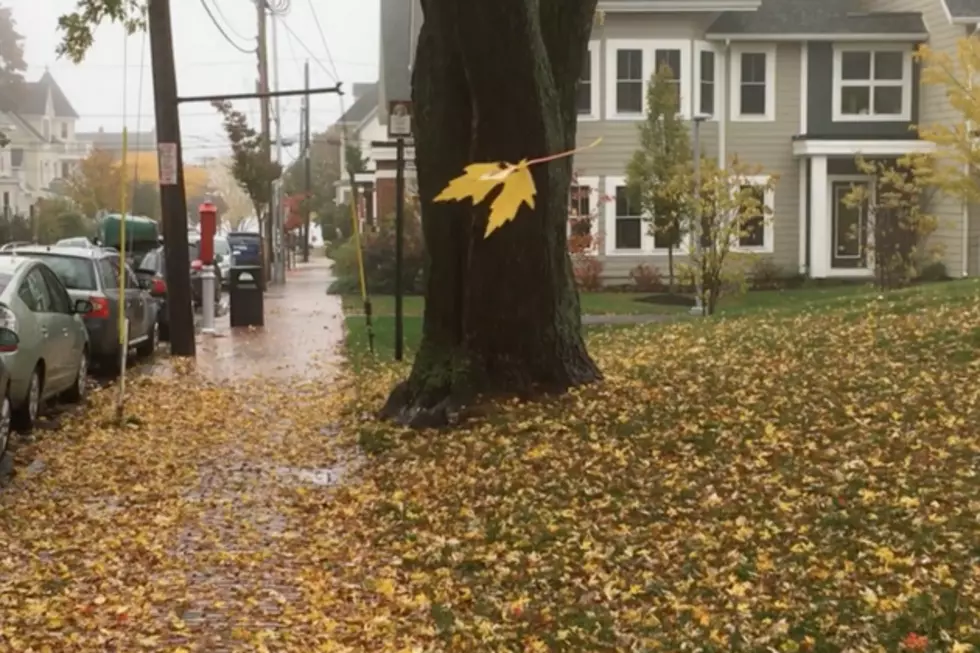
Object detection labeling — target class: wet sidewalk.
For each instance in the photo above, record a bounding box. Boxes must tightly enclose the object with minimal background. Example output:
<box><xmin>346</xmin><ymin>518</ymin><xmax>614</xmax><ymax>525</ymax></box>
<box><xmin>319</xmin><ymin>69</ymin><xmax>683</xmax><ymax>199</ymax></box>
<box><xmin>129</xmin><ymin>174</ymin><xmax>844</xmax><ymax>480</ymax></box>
<box><xmin>179</xmin><ymin>258</ymin><xmax>344</xmax><ymax>382</ymax></box>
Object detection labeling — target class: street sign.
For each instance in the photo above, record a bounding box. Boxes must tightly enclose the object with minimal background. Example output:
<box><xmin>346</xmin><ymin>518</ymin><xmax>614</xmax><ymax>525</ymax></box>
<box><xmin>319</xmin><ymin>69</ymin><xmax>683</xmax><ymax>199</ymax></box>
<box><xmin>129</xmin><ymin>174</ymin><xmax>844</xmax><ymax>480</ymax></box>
<box><xmin>158</xmin><ymin>142</ymin><xmax>178</xmax><ymax>185</ymax></box>
<box><xmin>388</xmin><ymin>101</ymin><xmax>412</xmax><ymax>139</ymax></box>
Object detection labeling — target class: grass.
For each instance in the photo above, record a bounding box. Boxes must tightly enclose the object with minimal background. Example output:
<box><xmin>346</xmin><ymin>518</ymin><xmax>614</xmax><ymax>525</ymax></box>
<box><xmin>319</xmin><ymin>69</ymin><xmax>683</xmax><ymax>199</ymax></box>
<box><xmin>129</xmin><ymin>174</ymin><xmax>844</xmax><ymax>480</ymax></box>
<box><xmin>341</xmin><ymin>281</ymin><xmax>977</xmax><ymax>364</ymax></box>
<box><xmin>319</xmin><ymin>277</ymin><xmax>980</xmax><ymax>650</ymax></box>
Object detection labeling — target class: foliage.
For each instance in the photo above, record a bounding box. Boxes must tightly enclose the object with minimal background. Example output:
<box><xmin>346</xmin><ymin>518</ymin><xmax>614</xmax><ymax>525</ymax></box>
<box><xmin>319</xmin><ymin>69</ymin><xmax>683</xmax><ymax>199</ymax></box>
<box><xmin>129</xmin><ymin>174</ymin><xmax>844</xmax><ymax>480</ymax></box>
<box><xmin>344</xmin><ymin>142</ymin><xmax>367</xmax><ymax>175</ymax></box>
<box><xmin>204</xmin><ymin>157</ymin><xmax>254</xmax><ymax>229</ymax></box>
<box><xmin>0</xmin><ymin>3</ymin><xmax>26</xmax><ymax>146</ymax></box>
<box><xmin>844</xmin><ymin>156</ymin><xmax>939</xmax><ymax>290</ymax></box>
<box><xmin>0</xmin><ymin>212</ymin><xmax>32</xmax><ymax>243</ymax></box>
<box><xmin>65</xmin><ymin>148</ymin><xmax>125</xmax><ymax>218</ymax></box>
<box><xmin>749</xmin><ymin>258</ymin><xmax>785</xmax><ymax>290</ymax></box>
<box><xmin>629</xmin><ymin>264</ymin><xmax>663</xmax><ymax>292</ymax></box>
<box><xmin>329</xmin><ymin>210</ymin><xmax>426</xmax><ymax>295</ymax></box>
<box><xmin>665</xmin><ymin>155</ymin><xmax>777</xmax><ymax>315</ymax></box>
<box><xmin>573</xmin><ymin>257</ymin><xmax>603</xmax><ymax>291</ymax></box>
<box><xmin>124</xmin><ymin>150</ymin><xmax>209</xmax><ymax>198</ymax></box>
<box><xmin>56</xmin><ymin>0</ymin><xmax>144</xmax><ymax>63</ymax></box>
<box><xmin>35</xmin><ymin>197</ymin><xmax>90</xmax><ymax>243</ymax></box>
<box><xmin>915</xmin><ymin>39</ymin><xmax>980</xmax><ymax>202</ymax></box>
<box><xmin>129</xmin><ymin>180</ymin><xmax>159</xmax><ymax>221</ymax></box>
<box><xmin>626</xmin><ymin>65</ymin><xmax>692</xmax><ymax>292</ymax></box>
<box><xmin>211</xmin><ymin>100</ymin><xmax>282</xmax><ymax>222</ymax></box>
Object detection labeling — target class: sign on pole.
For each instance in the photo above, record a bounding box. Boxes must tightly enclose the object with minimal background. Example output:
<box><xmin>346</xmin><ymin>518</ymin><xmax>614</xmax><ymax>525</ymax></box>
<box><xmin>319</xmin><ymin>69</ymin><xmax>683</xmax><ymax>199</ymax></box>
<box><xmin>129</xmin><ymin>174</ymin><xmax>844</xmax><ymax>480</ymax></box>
<box><xmin>158</xmin><ymin>142</ymin><xmax>178</xmax><ymax>185</ymax></box>
<box><xmin>388</xmin><ymin>101</ymin><xmax>412</xmax><ymax>139</ymax></box>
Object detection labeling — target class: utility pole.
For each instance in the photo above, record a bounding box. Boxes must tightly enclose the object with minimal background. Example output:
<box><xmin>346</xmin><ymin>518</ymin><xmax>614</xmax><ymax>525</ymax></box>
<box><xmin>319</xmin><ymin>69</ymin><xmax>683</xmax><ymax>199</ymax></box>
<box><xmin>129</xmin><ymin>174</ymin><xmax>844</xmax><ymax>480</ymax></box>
<box><xmin>303</xmin><ymin>60</ymin><xmax>311</xmax><ymax>263</ymax></box>
<box><xmin>148</xmin><ymin>0</ymin><xmax>195</xmax><ymax>356</ymax></box>
<box><xmin>270</xmin><ymin>8</ymin><xmax>284</xmax><ymax>285</ymax></box>
<box><xmin>256</xmin><ymin>0</ymin><xmax>272</xmax><ymax>287</ymax></box>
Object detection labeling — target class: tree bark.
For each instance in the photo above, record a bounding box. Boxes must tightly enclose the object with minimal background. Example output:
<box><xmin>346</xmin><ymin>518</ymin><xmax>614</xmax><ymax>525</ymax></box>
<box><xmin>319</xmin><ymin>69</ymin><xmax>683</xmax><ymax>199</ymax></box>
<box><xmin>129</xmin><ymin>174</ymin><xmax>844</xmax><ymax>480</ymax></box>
<box><xmin>381</xmin><ymin>0</ymin><xmax>601</xmax><ymax>426</ymax></box>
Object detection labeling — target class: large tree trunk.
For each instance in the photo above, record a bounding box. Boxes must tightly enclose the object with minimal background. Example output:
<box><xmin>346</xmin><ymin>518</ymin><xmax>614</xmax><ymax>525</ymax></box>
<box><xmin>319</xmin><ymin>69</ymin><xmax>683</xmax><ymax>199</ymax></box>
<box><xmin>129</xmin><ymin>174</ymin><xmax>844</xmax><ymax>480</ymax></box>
<box><xmin>382</xmin><ymin>0</ymin><xmax>601</xmax><ymax>426</ymax></box>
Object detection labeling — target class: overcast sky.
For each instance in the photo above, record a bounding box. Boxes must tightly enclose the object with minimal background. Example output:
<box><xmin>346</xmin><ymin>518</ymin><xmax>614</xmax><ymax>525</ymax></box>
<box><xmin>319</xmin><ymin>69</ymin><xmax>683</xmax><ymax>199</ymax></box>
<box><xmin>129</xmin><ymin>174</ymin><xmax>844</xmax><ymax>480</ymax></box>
<box><xmin>6</xmin><ymin>0</ymin><xmax>379</xmax><ymax>163</ymax></box>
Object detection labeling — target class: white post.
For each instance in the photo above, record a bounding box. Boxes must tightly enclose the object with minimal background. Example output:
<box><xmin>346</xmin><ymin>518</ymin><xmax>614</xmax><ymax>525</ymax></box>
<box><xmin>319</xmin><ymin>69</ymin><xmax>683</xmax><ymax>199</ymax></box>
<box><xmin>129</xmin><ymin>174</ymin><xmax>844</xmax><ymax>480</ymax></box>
<box><xmin>201</xmin><ymin>266</ymin><xmax>216</xmax><ymax>334</ymax></box>
<box><xmin>809</xmin><ymin>155</ymin><xmax>829</xmax><ymax>279</ymax></box>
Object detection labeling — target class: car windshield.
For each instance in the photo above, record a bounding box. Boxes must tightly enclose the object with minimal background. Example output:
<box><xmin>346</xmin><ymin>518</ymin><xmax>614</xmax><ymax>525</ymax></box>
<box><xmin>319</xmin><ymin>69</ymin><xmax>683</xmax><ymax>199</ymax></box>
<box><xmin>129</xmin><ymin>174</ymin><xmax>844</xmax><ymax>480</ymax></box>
<box><xmin>21</xmin><ymin>255</ymin><xmax>97</xmax><ymax>290</ymax></box>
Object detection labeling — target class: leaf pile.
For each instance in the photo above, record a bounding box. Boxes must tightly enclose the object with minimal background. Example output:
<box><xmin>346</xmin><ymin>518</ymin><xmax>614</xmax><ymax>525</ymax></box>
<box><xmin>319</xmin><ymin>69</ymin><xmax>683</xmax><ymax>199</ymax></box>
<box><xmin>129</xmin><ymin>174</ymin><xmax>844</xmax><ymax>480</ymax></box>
<box><xmin>2</xmin><ymin>286</ymin><xmax>980</xmax><ymax>651</ymax></box>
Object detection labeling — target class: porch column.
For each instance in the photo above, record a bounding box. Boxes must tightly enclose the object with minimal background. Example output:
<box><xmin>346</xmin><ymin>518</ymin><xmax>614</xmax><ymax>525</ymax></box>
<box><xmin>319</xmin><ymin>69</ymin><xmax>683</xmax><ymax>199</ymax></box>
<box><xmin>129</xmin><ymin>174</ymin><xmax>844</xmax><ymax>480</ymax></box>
<box><xmin>809</xmin><ymin>155</ymin><xmax>828</xmax><ymax>278</ymax></box>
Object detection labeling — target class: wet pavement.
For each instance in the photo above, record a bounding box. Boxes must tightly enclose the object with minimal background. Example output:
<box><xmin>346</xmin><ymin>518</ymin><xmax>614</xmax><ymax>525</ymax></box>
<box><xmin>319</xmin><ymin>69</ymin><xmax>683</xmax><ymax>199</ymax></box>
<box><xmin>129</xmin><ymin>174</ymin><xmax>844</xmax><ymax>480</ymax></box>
<box><xmin>146</xmin><ymin>258</ymin><xmax>345</xmax><ymax>382</ymax></box>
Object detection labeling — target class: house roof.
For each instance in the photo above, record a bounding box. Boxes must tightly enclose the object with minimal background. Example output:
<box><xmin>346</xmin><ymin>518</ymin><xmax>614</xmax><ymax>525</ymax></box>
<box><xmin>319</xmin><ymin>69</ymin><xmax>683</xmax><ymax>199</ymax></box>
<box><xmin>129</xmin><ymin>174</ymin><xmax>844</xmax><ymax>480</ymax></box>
<box><xmin>943</xmin><ymin>0</ymin><xmax>980</xmax><ymax>21</ymax></box>
<box><xmin>75</xmin><ymin>127</ymin><xmax>157</xmax><ymax>151</ymax></box>
<box><xmin>10</xmin><ymin>71</ymin><xmax>79</xmax><ymax>119</ymax></box>
<box><xmin>706</xmin><ymin>0</ymin><xmax>927</xmax><ymax>37</ymax></box>
<box><xmin>338</xmin><ymin>83</ymin><xmax>378</xmax><ymax>124</ymax></box>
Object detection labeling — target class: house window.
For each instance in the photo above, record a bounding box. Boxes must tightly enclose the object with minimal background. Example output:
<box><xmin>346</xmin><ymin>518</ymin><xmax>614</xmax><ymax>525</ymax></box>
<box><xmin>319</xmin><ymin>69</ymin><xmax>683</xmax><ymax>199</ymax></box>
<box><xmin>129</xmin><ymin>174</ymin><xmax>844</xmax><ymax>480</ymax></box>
<box><xmin>699</xmin><ymin>49</ymin><xmax>715</xmax><ymax>116</ymax></box>
<box><xmin>654</xmin><ymin>48</ymin><xmax>682</xmax><ymax>109</ymax></box>
<box><xmin>738</xmin><ymin>185</ymin><xmax>766</xmax><ymax>248</ymax></box>
<box><xmin>731</xmin><ymin>46</ymin><xmax>775</xmax><ymax>121</ymax></box>
<box><xmin>577</xmin><ymin>48</ymin><xmax>592</xmax><ymax>115</ymax></box>
<box><xmin>734</xmin><ymin>178</ymin><xmax>774</xmax><ymax>252</ymax></box>
<box><xmin>740</xmin><ymin>53</ymin><xmax>767</xmax><ymax>115</ymax></box>
<box><xmin>614</xmin><ymin>186</ymin><xmax>642</xmax><ymax>250</ymax></box>
<box><xmin>60</xmin><ymin>122</ymin><xmax>68</xmax><ymax>139</ymax></box>
<box><xmin>569</xmin><ymin>179</ymin><xmax>598</xmax><ymax>249</ymax></box>
<box><xmin>833</xmin><ymin>48</ymin><xmax>910</xmax><ymax>120</ymax></box>
<box><xmin>570</xmin><ymin>184</ymin><xmax>592</xmax><ymax>219</ymax></box>
<box><xmin>616</xmin><ymin>49</ymin><xmax>644</xmax><ymax>114</ymax></box>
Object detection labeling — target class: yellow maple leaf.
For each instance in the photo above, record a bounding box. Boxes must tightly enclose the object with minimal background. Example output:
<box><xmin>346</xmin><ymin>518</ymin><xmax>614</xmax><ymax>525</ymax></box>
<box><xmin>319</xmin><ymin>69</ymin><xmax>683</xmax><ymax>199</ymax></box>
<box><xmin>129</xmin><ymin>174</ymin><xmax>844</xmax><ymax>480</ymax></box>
<box><xmin>434</xmin><ymin>162</ymin><xmax>511</xmax><ymax>206</ymax></box>
<box><xmin>434</xmin><ymin>137</ymin><xmax>602</xmax><ymax>238</ymax></box>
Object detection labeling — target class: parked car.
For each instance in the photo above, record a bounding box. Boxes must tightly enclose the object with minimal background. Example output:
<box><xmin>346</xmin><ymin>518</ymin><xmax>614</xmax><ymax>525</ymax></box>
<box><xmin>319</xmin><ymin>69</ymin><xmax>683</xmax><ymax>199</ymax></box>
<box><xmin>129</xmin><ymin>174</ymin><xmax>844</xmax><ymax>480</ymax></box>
<box><xmin>135</xmin><ymin>244</ymin><xmax>222</xmax><ymax>340</ymax></box>
<box><xmin>214</xmin><ymin>236</ymin><xmax>232</xmax><ymax>287</ymax></box>
<box><xmin>0</xmin><ymin>246</ymin><xmax>159</xmax><ymax>371</ymax></box>
<box><xmin>0</xmin><ymin>358</ymin><xmax>14</xmax><ymax>457</ymax></box>
<box><xmin>0</xmin><ymin>256</ymin><xmax>91</xmax><ymax>431</ymax></box>
<box><xmin>0</xmin><ymin>242</ymin><xmax>33</xmax><ymax>252</ymax></box>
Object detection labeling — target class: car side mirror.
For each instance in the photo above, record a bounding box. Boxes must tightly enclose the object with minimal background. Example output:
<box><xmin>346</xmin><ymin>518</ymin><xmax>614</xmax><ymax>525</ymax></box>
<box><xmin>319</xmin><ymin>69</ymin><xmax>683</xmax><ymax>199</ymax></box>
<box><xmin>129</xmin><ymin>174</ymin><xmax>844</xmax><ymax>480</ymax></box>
<box><xmin>73</xmin><ymin>299</ymin><xmax>93</xmax><ymax>314</ymax></box>
<box><xmin>214</xmin><ymin>254</ymin><xmax>223</xmax><ymax>263</ymax></box>
<box><xmin>137</xmin><ymin>277</ymin><xmax>153</xmax><ymax>290</ymax></box>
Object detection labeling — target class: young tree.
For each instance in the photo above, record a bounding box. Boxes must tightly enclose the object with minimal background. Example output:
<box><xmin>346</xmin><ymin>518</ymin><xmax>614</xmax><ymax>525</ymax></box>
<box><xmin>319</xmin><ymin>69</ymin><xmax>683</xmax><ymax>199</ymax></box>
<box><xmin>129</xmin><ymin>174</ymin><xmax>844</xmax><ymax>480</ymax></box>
<box><xmin>35</xmin><ymin>198</ymin><xmax>89</xmax><ymax>243</ymax></box>
<box><xmin>344</xmin><ymin>143</ymin><xmax>367</xmax><ymax>175</ymax></box>
<box><xmin>626</xmin><ymin>65</ymin><xmax>691</xmax><ymax>293</ymax></box>
<box><xmin>64</xmin><ymin>148</ymin><xmax>125</xmax><ymax>218</ymax></box>
<box><xmin>844</xmin><ymin>156</ymin><xmax>938</xmax><ymax>290</ymax></box>
<box><xmin>211</xmin><ymin>100</ymin><xmax>282</xmax><ymax>277</ymax></box>
<box><xmin>664</xmin><ymin>156</ymin><xmax>777</xmax><ymax>316</ymax></box>
<box><xmin>58</xmin><ymin>0</ymin><xmax>602</xmax><ymax>427</ymax></box>
<box><xmin>0</xmin><ymin>4</ymin><xmax>27</xmax><ymax>145</ymax></box>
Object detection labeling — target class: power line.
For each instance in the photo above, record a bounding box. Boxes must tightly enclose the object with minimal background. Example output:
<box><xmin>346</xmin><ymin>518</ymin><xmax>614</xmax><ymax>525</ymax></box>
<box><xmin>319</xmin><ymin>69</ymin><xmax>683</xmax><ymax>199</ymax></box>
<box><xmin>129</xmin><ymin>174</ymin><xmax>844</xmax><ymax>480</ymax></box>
<box><xmin>29</xmin><ymin>56</ymin><xmax>376</xmax><ymax>70</ymax></box>
<box><xmin>209</xmin><ymin>0</ymin><xmax>251</xmax><ymax>43</ymax></box>
<box><xmin>198</xmin><ymin>0</ymin><xmax>255</xmax><ymax>55</ymax></box>
<box><xmin>306</xmin><ymin>0</ymin><xmax>340</xmax><ymax>82</ymax></box>
<box><xmin>276</xmin><ymin>15</ymin><xmax>336</xmax><ymax>83</ymax></box>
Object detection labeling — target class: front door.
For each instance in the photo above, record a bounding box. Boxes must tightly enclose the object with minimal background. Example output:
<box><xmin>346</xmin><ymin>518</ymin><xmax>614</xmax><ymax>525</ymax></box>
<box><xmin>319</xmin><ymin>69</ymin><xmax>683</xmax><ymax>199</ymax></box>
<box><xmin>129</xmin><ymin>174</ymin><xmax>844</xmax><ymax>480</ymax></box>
<box><xmin>831</xmin><ymin>180</ymin><xmax>869</xmax><ymax>270</ymax></box>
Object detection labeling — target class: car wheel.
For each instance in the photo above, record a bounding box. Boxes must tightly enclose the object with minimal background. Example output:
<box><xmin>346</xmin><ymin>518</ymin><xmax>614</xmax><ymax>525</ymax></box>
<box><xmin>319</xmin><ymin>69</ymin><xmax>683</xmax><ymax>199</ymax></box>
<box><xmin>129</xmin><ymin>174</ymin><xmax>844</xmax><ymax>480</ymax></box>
<box><xmin>137</xmin><ymin>321</ymin><xmax>158</xmax><ymax>357</ymax></box>
<box><xmin>0</xmin><ymin>388</ymin><xmax>11</xmax><ymax>457</ymax></box>
<box><xmin>63</xmin><ymin>350</ymin><xmax>88</xmax><ymax>403</ymax></box>
<box><xmin>13</xmin><ymin>367</ymin><xmax>42</xmax><ymax>433</ymax></box>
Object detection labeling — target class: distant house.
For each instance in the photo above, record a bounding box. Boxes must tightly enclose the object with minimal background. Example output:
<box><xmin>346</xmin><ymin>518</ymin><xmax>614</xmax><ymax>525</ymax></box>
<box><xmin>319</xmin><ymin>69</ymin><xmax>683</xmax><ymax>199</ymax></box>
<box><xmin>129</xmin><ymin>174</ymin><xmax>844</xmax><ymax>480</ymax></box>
<box><xmin>0</xmin><ymin>71</ymin><xmax>91</xmax><ymax>216</ymax></box>
<box><xmin>76</xmin><ymin>126</ymin><xmax>157</xmax><ymax>158</ymax></box>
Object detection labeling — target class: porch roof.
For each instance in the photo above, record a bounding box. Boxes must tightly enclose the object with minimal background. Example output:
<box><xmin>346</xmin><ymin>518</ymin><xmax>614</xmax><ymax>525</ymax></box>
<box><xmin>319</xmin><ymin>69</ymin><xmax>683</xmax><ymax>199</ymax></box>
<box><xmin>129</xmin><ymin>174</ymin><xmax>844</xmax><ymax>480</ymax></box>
<box><xmin>792</xmin><ymin>138</ymin><xmax>936</xmax><ymax>157</ymax></box>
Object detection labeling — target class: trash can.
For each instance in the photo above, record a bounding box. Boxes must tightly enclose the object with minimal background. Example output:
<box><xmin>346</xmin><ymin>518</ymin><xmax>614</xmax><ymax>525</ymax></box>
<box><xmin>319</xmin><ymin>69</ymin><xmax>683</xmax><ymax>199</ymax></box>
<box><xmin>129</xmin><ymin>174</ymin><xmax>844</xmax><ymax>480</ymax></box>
<box><xmin>229</xmin><ymin>266</ymin><xmax>264</xmax><ymax>327</ymax></box>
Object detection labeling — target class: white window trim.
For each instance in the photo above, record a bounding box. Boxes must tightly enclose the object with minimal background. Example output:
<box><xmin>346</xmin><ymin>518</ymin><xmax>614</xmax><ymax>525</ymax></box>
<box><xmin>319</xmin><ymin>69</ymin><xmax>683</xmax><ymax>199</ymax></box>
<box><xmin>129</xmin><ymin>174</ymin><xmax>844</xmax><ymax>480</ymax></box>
<box><xmin>729</xmin><ymin>44</ymin><xmax>777</xmax><ymax>122</ymax></box>
<box><xmin>695</xmin><ymin>42</ymin><xmax>720</xmax><ymax>120</ymax></box>
<box><xmin>579</xmin><ymin>42</ymin><xmax>601</xmax><ymax>121</ymax></box>
<box><xmin>605</xmin><ymin>39</ymin><xmax>692</xmax><ymax>120</ymax></box>
<box><xmin>731</xmin><ymin>174</ymin><xmax>775</xmax><ymax>254</ymax></box>
<box><xmin>569</xmin><ymin>175</ymin><xmax>601</xmax><ymax>253</ymax></box>
<box><xmin>831</xmin><ymin>44</ymin><xmax>913</xmax><ymax>122</ymax></box>
<box><xmin>604</xmin><ymin>175</ymin><xmax>655</xmax><ymax>255</ymax></box>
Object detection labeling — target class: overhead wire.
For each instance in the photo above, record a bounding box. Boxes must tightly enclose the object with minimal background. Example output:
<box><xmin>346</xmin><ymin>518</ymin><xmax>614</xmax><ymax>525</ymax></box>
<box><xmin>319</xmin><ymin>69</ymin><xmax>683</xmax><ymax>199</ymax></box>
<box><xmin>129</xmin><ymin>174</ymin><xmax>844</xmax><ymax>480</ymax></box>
<box><xmin>208</xmin><ymin>0</ymin><xmax>251</xmax><ymax>43</ymax></box>
<box><xmin>301</xmin><ymin>0</ymin><xmax>373</xmax><ymax>353</ymax></box>
<box><xmin>198</xmin><ymin>0</ymin><xmax>255</xmax><ymax>55</ymax></box>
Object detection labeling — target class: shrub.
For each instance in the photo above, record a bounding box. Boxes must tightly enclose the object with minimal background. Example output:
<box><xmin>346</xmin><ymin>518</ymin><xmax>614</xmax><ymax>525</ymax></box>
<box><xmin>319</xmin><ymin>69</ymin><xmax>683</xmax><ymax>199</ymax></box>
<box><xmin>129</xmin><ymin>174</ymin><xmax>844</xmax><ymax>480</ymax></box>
<box><xmin>749</xmin><ymin>258</ymin><xmax>784</xmax><ymax>290</ymax></box>
<box><xmin>628</xmin><ymin>264</ymin><xmax>662</xmax><ymax>292</ymax></box>
<box><xmin>328</xmin><ymin>210</ymin><xmax>426</xmax><ymax>295</ymax></box>
<box><xmin>574</xmin><ymin>257</ymin><xmax>603</xmax><ymax>291</ymax></box>
<box><xmin>917</xmin><ymin>261</ymin><xmax>949</xmax><ymax>282</ymax></box>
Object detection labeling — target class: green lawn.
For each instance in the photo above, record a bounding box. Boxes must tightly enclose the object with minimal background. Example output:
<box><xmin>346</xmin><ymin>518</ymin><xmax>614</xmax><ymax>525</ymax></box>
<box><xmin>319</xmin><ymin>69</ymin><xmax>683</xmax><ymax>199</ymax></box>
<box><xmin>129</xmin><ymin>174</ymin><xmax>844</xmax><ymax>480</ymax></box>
<box><xmin>342</xmin><ymin>281</ymin><xmax>980</xmax><ymax>364</ymax></box>
<box><xmin>318</xmin><ymin>276</ymin><xmax>980</xmax><ymax>650</ymax></box>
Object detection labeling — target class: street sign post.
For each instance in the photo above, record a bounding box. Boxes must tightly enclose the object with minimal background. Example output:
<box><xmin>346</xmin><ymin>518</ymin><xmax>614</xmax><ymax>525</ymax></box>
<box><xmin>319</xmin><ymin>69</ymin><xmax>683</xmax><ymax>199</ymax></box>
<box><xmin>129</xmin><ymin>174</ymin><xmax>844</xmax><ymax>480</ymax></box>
<box><xmin>387</xmin><ymin>101</ymin><xmax>411</xmax><ymax>361</ymax></box>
